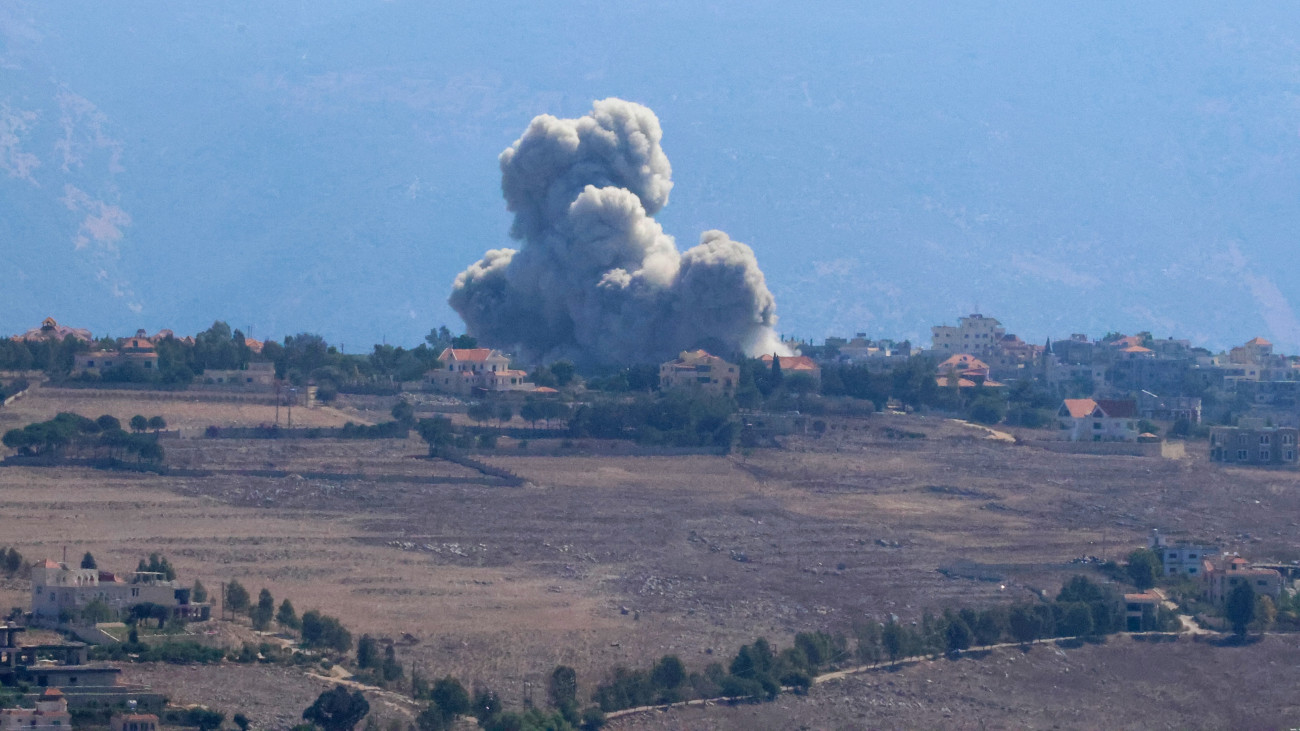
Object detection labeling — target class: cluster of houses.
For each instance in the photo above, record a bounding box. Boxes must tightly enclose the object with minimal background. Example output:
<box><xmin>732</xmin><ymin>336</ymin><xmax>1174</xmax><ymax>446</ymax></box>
<box><xmin>1123</xmin><ymin>529</ymin><xmax>1294</xmax><ymax>631</ymax></box>
<box><xmin>0</xmin><ymin>558</ymin><xmax>203</xmax><ymax>717</ymax></box>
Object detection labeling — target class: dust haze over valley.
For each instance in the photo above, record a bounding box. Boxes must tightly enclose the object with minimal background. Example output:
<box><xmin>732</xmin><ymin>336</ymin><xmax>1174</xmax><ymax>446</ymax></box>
<box><xmin>4</xmin><ymin>2</ymin><xmax>1300</xmax><ymax>351</ymax></box>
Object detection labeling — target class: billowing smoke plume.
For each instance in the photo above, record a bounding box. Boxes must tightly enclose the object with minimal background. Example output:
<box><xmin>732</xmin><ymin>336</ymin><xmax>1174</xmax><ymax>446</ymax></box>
<box><xmin>449</xmin><ymin>98</ymin><xmax>786</xmax><ymax>365</ymax></box>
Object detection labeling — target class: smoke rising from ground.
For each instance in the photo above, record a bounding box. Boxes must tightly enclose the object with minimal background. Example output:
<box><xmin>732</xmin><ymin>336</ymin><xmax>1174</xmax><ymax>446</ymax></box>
<box><xmin>449</xmin><ymin>98</ymin><xmax>785</xmax><ymax>365</ymax></box>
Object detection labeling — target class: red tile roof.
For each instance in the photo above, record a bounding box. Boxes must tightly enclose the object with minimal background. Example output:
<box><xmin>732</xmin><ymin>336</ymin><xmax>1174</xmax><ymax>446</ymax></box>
<box><xmin>1246</xmin><ymin>337</ymin><xmax>1271</xmax><ymax>346</ymax></box>
<box><xmin>759</xmin><ymin>354</ymin><xmax>819</xmax><ymax>372</ymax></box>
<box><xmin>1096</xmin><ymin>399</ymin><xmax>1137</xmax><ymax>418</ymax></box>
<box><xmin>1061</xmin><ymin>398</ymin><xmax>1097</xmax><ymax>419</ymax></box>
<box><xmin>439</xmin><ymin>348</ymin><xmax>498</xmax><ymax>362</ymax></box>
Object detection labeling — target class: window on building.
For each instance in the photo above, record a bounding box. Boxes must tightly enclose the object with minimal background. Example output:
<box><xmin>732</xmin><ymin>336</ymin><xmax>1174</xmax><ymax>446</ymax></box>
<box><xmin>1287</xmin><ymin>451</ymin><xmax>1296</xmax><ymax>461</ymax></box>
<box><xmin>1260</xmin><ymin>450</ymin><xmax>1270</xmax><ymax>460</ymax></box>
<box><xmin>1260</xmin><ymin>435</ymin><xmax>1271</xmax><ymax>445</ymax></box>
<box><xmin>1237</xmin><ymin>450</ymin><xmax>1248</xmax><ymax>460</ymax></box>
<box><xmin>1239</xmin><ymin>434</ymin><xmax>1249</xmax><ymax>445</ymax></box>
<box><xmin>1258</xmin><ymin>580</ymin><xmax>1269</xmax><ymax>586</ymax></box>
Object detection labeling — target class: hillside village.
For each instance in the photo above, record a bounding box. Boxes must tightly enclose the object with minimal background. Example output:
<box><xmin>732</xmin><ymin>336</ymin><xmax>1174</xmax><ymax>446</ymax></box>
<box><xmin>4</xmin><ymin>314</ymin><xmax>1298</xmax><ymax>466</ymax></box>
<box><xmin>3</xmin><ymin>315</ymin><xmax>1300</xmax><ymax>728</ymax></box>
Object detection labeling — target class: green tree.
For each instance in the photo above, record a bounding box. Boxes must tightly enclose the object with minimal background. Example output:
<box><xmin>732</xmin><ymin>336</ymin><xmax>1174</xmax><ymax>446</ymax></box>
<box><xmin>252</xmin><ymin>588</ymin><xmax>275</xmax><ymax>630</ymax></box>
<box><xmin>130</xmin><ymin>415</ymin><xmax>149</xmax><ymax>433</ymax></box>
<box><xmin>1057</xmin><ymin>575</ymin><xmax>1105</xmax><ymax>603</ymax></box>
<box><xmin>881</xmin><ymin>621</ymin><xmax>905</xmax><ymax>663</ymax></box>
<box><xmin>381</xmin><ymin>644</ymin><xmax>403</xmax><ymax>682</ymax></box>
<box><xmin>972</xmin><ymin>608</ymin><xmax>1007</xmax><ymax>646</ymax></box>
<box><xmin>233</xmin><ymin>713</ymin><xmax>250</xmax><ymax>731</ymax></box>
<box><xmin>416</xmin><ymin>417</ymin><xmax>455</xmax><ymax>454</ymax></box>
<box><xmin>945</xmin><ymin>614</ymin><xmax>973</xmax><ymax>652</ymax></box>
<box><xmin>466</xmin><ymin>403</ymin><xmax>494</xmax><ymax>425</ymax></box>
<box><xmin>191</xmin><ymin>579</ymin><xmax>208</xmax><ymax>604</ymax></box>
<box><xmin>967</xmin><ymin>394</ymin><xmax>1006</xmax><ymax>425</ymax></box>
<box><xmin>450</xmin><ymin>335</ymin><xmax>478</xmax><ymax>349</ymax></box>
<box><xmin>520</xmin><ymin>401</ymin><xmax>543</xmax><ymax>428</ymax></box>
<box><xmin>548</xmin><ymin>665</ymin><xmax>578</xmax><ymax>709</ymax></box>
<box><xmin>1226</xmin><ymin>581</ymin><xmax>1257</xmax><ymax>637</ymax></box>
<box><xmin>303</xmin><ymin>686</ymin><xmax>370</xmax><ymax>731</ymax></box>
<box><xmin>549</xmin><ymin>361</ymin><xmax>576</xmax><ymax>387</ymax></box>
<box><xmin>496</xmin><ymin>403</ymin><xmax>514</xmax><ymax>426</ymax></box>
<box><xmin>1008</xmin><ymin>605</ymin><xmax>1041</xmax><ymax>645</ymax></box>
<box><xmin>80</xmin><ymin>551</ymin><xmax>97</xmax><ymax>570</ymax></box>
<box><xmin>356</xmin><ymin>635</ymin><xmax>379</xmax><ymax>669</ymax></box>
<box><xmin>1126</xmin><ymin>549</ymin><xmax>1161</xmax><ymax>590</ymax></box>
<box><xmin>187</xmin><ymin>708</ymin><xmax>225</xmax><ymax>731</ymax></box>
<box><xmin>147</xmin><ymin>415</ymin><xmax>166</xmax><ymax>433</ymax></box>
<box><xmin>650</xmin><ymin>655</ymin><xmax>686</xmax><ymax>691</ymax></box>
<box><xmin>431</xmin><ymin>676</ymin><xmax>471</xmax><ymax>720</ymax></box>
<box><xmin>225</xmin><ymin>580</ymin><xmax>251</xmax><ymax>615</ymax></box>
<box><xmin>277</xmin><ymin>598</ymin><xmax>300</xmax><ymax>630</ymax></box>
<box><xmin>4</xmin><ymin>547</ymin><xmax>24</xmax><ymax>576</ymax></box>
<box><xmin>391</xmin><ymin>400</ymin><xmax>415</xmax><ymax>427</ymax></box>
<box><xmin>1059</xmin><ymin>603</ymin><xmax>1095</xmax><ymax>637</ymax></box>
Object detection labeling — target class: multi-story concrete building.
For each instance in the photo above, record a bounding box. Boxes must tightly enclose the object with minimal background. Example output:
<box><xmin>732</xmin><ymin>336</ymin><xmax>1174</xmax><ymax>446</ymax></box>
<box><xmin>73</xmin><ymin>332</ymin><xmax>160</xmax><ymax>377</ymax></box>
<box><xmin>1148</xmin><ymin>530</ymin><xmax>1215</xmax><ymax>578</ymax></box>
<box><xmin>931</xmin><ymin>314</ymin><xmax>1006</xmax><ymax>355</ymax></box>
<box><xmin>659</xmin><ymin>350</ymin><xmax>738</xmax><ymax>394</ymax></box>
<box><xmin>30</xmin><ymin>560</ymin><xmax>209</xmax><ymax>626</ymax></box>
<box><xmin>1208</xmin><ymin>421</ymin><xmax>1299</xmax><ymax>467</ymax></box>
<box><xmin>1203</xmin><ymin>557</ymin><xmax>1284</xmax><ymax>605</ymax></box>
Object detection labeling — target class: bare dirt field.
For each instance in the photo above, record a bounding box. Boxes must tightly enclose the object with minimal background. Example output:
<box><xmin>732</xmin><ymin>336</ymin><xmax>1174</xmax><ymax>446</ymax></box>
<box><xmin>3</xmin><ymin>392</ymin><xmax>1300</xmax><ymax>728</ymax></box>
<box><xmin>0</xmin><ymin>385</ymin><xmax>367</xmax><ymax>431</ymax></box>
<box><xmin>613</xmin><ymin>633</ymin><xmax>1300</xmax><ymax>730</ymax></box>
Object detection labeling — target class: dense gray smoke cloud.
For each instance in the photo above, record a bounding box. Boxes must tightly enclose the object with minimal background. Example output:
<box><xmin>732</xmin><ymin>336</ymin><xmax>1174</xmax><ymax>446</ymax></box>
<box><xmin>449</xmin><ymin>98</ymin><xmax>785</xmax><ymax>365</ymax></box>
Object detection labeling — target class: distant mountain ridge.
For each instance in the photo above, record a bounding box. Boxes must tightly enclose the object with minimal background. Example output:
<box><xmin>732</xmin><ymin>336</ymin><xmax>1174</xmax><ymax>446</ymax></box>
<box><xmin>2</xmin><ymin>1</ymin><xmax>1299</xmax><ymax>352</ymax></box>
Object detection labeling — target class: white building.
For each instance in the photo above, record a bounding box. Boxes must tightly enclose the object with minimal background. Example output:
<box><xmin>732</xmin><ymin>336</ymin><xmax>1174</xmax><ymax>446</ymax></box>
<box><xmin>930</xmin><ymin>314</ymin><xmax>1006</xmax><ymax>355</ymax></box>
<box><xmin>425</xmin><ymin>348</ymin><xmax>532</xmax><ymax>396</ymax></box>
<box><xmin>31</xmin><ymin>560</ymin><xmax>208</xmax><ymax>626</ymax></box>
<box><xmin>1056</xmin><ymin>398</ymin><xmax>1140</xmax><ymax>442</ymax></box>
<box><xmin>1148</xmin><ymin>530</ymin><xmax>1216</xmax><ymax>578</ymax></box>
<box><xmin>0</xmin><ymin>688</ymin><xmax>72</xmax><ymax>730</ymax></box>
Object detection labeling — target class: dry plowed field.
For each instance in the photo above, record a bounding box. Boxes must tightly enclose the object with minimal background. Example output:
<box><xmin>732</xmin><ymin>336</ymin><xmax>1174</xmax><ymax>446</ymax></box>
<box><xmin>3</xmin><ymin>392</ymin><xmax>1300</xmax><ymax>727</ymax></box>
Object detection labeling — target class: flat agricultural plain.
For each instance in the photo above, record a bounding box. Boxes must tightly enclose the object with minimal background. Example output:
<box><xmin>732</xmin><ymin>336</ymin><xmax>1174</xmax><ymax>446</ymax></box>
<box><xmin>3</xmin><ymin>388</ymin><xmax>1300</xmax><ymax>728</ymax></box>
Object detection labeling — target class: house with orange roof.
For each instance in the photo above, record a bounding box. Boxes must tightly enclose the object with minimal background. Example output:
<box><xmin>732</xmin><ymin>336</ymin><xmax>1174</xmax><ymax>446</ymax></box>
<box><xmin>1230</xmin><ymin>336</ymin><xmax>1274</xmax><ymax>365</ymax></box>
<box><xmin>930</xmin><ymin>314</ymin><xmax>1041</xmax><ymax>379</ymax></box>
<box><xmin>0</xmin><ymin>687</ymin><xmax>72</xmax><ymax>730</ymax></box>
<box><xmin>758</xmin><ymin>354</ymin><xmax>821</xmax><ymax>388</ymax></box>
<box><xmin>1056</xmin><ymin>398</ymin><xmax>1139</xmax><ymax>442</ymax></box>
<box><xmin>935</xmin><ymin>353</ymin><xmax>1004</xmax><ymax>390</ymax></box>
<box><xmin>659</xmin><ymin>350</ymin><xmax>738</xmax><ymax>394</ymax></box>
<box><xmin>72</xmin><ymin>329</ymin><xmax>160</xmax><ymax>378</ymax></box>
<box><xmin>1202</xmin><ymin>556</ymin><xmax>1283</xmax><ymax>606</ymax></box>
<box><xmin>425</xmin><ymin>348</ymin><xmax>534</xmax><ymax>396</ymax></box>
<box><xmin>110</xmin><ymin>711</ymin><xmax>159</xmax><ymax>731</ymax></box>
<box><xmin>1123</xmin><ymin>591</ymin><xmax>1162</xmax><ymax>632</ymax></box>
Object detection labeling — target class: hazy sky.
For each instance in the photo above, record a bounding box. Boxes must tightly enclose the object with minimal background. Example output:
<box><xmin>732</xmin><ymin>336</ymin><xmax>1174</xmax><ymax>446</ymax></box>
<box><xmin>3</xmin><ymin>1</ymin><xmax>1299</xmax><ymax>353</ymax></box>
